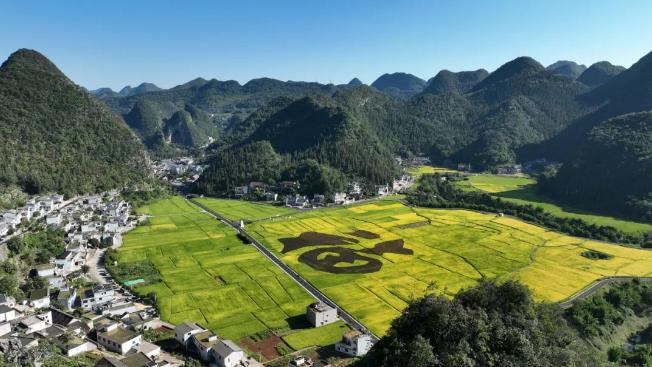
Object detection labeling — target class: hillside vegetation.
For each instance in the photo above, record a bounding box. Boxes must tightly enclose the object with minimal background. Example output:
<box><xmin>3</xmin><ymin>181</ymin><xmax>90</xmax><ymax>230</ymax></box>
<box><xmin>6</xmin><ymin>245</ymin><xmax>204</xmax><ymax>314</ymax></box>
<box><xmin>0</xmin><ymin>49</ymin><xmax>148</xmax><ymax>195</ymax></box>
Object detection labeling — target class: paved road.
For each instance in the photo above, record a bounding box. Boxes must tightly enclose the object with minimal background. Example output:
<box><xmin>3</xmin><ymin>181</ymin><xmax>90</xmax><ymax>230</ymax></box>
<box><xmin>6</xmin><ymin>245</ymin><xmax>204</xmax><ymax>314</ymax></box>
<box><xmin>188</xmin><ymin>199</ymin><xmax>380</xmax><ymax>342</ymax></box>
<box><xmin>558</xmin><ymin>276</ymin><xmax>652</xmax><ymax>309</ymax></box>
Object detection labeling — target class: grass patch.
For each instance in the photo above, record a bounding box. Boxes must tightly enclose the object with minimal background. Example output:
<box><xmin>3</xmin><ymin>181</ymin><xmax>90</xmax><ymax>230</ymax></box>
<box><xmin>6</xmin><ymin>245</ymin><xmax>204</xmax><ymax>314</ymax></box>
<box><xmin>281</xmin><ymin>321</ymin><xmax>349</xmax><ymax>350</ymax></box>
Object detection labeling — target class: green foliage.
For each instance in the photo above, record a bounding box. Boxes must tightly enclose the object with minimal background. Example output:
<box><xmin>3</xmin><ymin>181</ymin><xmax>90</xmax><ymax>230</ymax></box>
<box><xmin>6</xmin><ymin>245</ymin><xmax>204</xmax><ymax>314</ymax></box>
<box><xmin>541</xmin><ymin>112</ymin><xmax>652</xmax><ymax>222</ymax></box>
<box><xmin>360</xmin><ymin>281</ymin><xmax>583</xmax><ymax>367</ymax></box>
<box><xmin>577</xmin><ymin>61</ymin><xmax>625</xmax><ymax>87</ymax></box>
<box><xmin>422</xmin><ymin>69</ymin><xmax>488</xmax><ymax>95</ymax></box>
<box><xmin>580</xmin><ymin>250</ymin><xmax>612</xmax><ymax>260</ymax></box>
<box><xmin>0</xmin><ymin>49</ymin><xmax>147</xmax><ymax>195</ymax></box>
<box><xmin>7</xmin><ymin>228</ymin><xmax>67</xmax><ymax>267</ymax></box>
<box><xmin>566</xmin><ymin>280</ymin><xmax>652</xmax><ymax>338</ymax></box>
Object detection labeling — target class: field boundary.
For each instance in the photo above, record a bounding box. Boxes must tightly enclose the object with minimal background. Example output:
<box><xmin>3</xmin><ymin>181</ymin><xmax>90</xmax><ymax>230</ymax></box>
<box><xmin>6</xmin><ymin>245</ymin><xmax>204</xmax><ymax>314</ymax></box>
<box><xmin>188</xmin><ymin>198</ymin><xmax>380</xmax><ymax>342</ymax></box>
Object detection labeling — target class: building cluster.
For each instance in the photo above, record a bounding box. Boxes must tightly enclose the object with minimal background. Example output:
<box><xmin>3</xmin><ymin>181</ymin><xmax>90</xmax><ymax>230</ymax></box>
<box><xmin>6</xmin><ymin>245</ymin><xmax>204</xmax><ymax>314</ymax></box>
<box><xmin>0</xmin><ymin>290</ymin><xmax>178</xmax><ymax>366</ymax></box>
<box><xmin>174</xmin><ymin>322</ymin><xmax>261</xmax><ymax>367</ymax></box>
<box><xmin>0</xmin><ymin>194</ymin><xmax>65</xmax><ymax>238</ymax></box>
<box><xmin>153</xmin><ymin>157</ymin><xmax>205</xmax><ymax>187</ymax></box>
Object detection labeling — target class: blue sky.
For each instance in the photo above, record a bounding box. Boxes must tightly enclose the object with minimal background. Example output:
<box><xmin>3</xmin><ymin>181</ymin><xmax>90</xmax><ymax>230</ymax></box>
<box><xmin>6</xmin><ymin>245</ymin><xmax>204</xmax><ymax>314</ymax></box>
<box><xmin>1</xmin><ymin>0</ymin><xmax>651</xmax><ymax>90</ymax></box>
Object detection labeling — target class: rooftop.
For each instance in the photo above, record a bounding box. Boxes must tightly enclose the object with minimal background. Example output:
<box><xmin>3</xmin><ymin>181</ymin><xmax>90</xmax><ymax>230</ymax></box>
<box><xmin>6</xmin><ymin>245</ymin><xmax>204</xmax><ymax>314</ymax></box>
<box><xmin>308</xmin><ymin>301</ymin><xmax>334</xmax><ymax>313</ymax></box>
<box><xmin>99</xmin><ymin>326</ymin><xmax>140</xmax><ymax>344</ymax></box>
<box><xmin>192</xmin><ymin>330</ymin><xmax>218</xmax><ymax>348</ymax></box>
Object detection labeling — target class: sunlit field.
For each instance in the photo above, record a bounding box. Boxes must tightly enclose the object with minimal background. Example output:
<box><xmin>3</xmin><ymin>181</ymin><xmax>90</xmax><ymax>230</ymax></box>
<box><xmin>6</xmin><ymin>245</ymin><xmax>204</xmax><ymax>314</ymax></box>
<box><xmin>194</xmin><ymin>197</ymin><xmax>295</xmax><ymax>222</ymax></box>
<box><xmin>242</xmin><ymin>199</ymin><xmax>652</xmax><ymax>336</ymax></box>
<box><xmin>119</xmin><ymin>197</ymin><xmax>345</xmax><ymax>352</ymax></box>
<box><xmin>457</xmin><ymin>175</ymin><xmax>652</xmax><ymax>234</ymax></box>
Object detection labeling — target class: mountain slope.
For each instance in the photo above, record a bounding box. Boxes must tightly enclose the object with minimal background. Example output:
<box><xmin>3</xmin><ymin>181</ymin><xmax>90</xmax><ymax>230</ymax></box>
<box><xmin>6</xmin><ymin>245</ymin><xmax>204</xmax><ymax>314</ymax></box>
<box><xmin>540</xmin><ymin>112</ymin><xmax>652</xmax><ymax>221</ymax></box>
<box><xmin>119</xmin><ymin>82</ymin><xmax>162</xmax><ymax>97</ymax></box>
<box><xmin>422</xmin><ymin>69</ymin><xmax>489</xmax><ymax>95</ymax></box>
<box><xmin>0</xmin><ymin>49</ymin><xmax>148</xmax><ymax>195</ymax></box>
<box><xmin>546</xmin><ymin>60</ymin><xmax>587</xmax><ymax>79</ymax></box>
<box><xmin>371</xmin><ymin>72</ymin><xmax>427</xmax><ymax>100</ymax></box>
<box><xmin>577</xmin><ymin>61</ymin><xmax>625</xmax><ymax>87</ymax></box>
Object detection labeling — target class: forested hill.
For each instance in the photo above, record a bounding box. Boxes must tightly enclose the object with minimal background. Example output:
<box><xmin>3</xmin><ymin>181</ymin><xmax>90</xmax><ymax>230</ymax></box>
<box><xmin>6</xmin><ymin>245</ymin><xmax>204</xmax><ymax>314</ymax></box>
<box><xmin>194</xmin><ymin>95</ymin><xmax>398</xmax><ymax>196</ymax></box>
<box><xmin>0</xmin><ymin>49</ymin><xmax>148</xmax><ymax>196</ymax></box>
<box><xmin>540</xmin><ymin>112</ymin><xmax>652</xmax><ymax>221</ymax></box>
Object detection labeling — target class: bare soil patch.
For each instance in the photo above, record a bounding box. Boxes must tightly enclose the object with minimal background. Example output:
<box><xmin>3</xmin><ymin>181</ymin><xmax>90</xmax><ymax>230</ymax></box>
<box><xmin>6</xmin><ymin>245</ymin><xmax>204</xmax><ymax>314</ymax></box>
<box><xmin>239</xmin><ymin>334</ymin><xmax>285</xmax><ymax>361</ymax></box>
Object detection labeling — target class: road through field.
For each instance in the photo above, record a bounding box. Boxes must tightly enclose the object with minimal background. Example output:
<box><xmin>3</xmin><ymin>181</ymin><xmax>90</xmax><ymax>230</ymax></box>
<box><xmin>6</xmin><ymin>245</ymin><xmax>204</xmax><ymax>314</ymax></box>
<box><xmin>188</xmin><ymin>198</ymin><xmax>380</xmax><ymax>342</ymax></box>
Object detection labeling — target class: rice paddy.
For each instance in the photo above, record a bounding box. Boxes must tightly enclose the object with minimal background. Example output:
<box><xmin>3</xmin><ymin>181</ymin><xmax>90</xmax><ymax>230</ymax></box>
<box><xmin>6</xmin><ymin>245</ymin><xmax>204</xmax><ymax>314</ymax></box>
<box><xmin>457</xmin><ymin>174</ymin><xmax>652</xmax><ymax>234</ymax></box>
<box><xmin>193</xmin><ymin>197</ymin><xmax>296</xmax><ymax>222</ymax></box>
<box><xmin>241</xmin><ymin>199</ymin><xmax>652</xmax><ymax>336</ymax></box>
<box><xmin>118</xmin><ymin>196</ymin><xmax>345</xmax><ymax>350</ymax></box>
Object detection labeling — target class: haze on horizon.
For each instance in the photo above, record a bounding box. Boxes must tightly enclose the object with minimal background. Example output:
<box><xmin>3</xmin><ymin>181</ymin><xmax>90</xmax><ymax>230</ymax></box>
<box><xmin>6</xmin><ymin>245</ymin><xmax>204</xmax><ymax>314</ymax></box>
<box><xmin>1</xmin><ymin>0</ymin><xmax>651</xmax><ymax>90</ymax></box>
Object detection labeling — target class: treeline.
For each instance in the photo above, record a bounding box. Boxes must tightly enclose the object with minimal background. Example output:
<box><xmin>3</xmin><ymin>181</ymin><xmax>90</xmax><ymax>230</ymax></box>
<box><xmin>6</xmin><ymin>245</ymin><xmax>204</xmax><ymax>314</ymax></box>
<box><xmin>408</xmin><ymin>174</ymin><xmax>651</xmax><ymax>246</ymax></box>
<box><xmin>358</xmin><ymin>281</ymin><xmax>596</xmax><ymax>367</ymax></box>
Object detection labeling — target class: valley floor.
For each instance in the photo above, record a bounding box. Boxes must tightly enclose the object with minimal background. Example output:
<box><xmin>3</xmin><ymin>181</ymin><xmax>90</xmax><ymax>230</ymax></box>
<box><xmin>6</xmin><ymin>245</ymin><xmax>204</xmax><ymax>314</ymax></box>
<box><xmin>117</xmin><ymin>196</ymin><xmax>652</xmax><ymax>341</ymax></box>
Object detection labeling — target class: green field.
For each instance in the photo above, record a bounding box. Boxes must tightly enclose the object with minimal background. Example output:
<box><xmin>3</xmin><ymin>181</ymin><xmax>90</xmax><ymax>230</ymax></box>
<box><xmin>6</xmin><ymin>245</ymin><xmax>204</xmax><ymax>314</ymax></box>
<box><xmin>194</xmin><ymin>197</ymin><xmax>296</xmax><ymax>222</ymax></box>
<box><xmin>457</xmin><ymin>175</ymin><xmax>652</xmax><ymax>234</ymax></box>
<box><xmin>406</xmin><ymin>165</ymin><xmax>460</xmax><ymax>178</ymax></box>
<box><xmin>119</xmin><ymin>197</ymin><xmax>346</xmax><ymax>349</ymax></box>
<box><xmin>240</xmin><ymin>199</ymin><xmax>652</xmax><ymax>336</ymax></box>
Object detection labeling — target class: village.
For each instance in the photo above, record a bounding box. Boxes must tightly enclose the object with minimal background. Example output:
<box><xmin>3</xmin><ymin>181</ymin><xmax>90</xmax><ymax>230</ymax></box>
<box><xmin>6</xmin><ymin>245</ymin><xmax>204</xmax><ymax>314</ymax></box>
<box><xmin>0</xmin><ymin>188</ymin><xmax>378</xmax><ymax>366</ymax></box>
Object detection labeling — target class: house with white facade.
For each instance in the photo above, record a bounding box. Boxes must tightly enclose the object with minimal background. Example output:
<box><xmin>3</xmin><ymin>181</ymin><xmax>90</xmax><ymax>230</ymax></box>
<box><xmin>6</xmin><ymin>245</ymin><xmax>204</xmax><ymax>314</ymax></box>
<box><xmin>0</xmin><ymin>304</ymin><xmax>16</xmax><ymax>322</ymax></box>
<box><xmin>306</xmin><ymin>302</ymin><xmax>338</xmax><ymax>327</ymax></box>
<box><xmin>29</xmin><ymin>288</ymin><xmax>50</xmax><ymax>309</ymax></box>
<box><xmin>175</xmin><ymin>321</ymin><xmax>205</xmax><ymax>347</ymax></box>
<box><xmin>211</xmin><ymin>339</ymin><xmax>245</xmax><ymax>367</ymax></box>
<box><xmin>97</xmin><ymin>323</ymin><xmax>142</xmax><ymax>355</ymax></box>
<box><xmin>335</xmin><ymin>330</ymin><xmax>374</xmax><ymax>357</ymax></box>
<box><xmin>80</xmin><ymin>285</ymin><xmax>114</xmax><ymax>310</ymax></box>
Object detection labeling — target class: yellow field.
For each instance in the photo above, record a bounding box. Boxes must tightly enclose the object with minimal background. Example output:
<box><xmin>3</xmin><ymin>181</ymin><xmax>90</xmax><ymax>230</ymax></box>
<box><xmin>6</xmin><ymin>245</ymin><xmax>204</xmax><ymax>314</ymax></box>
<box><xmin>244</xmin><ymin>199</ymin><xmax>652</xmax><ymax>335</ymax></box>
<box><xmin>118</xmin><ymin>197</ymin><xmax>347</xmax><ymax>349</ymax></box>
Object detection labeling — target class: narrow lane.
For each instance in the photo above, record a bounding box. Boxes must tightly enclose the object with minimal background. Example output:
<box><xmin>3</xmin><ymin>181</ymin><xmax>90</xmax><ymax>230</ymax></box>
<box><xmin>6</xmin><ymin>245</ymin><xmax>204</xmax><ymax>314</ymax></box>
<box><xmin>187</xmin><ymin>198</ymin><xmax>380</xmax><ymax>342</ymax></box>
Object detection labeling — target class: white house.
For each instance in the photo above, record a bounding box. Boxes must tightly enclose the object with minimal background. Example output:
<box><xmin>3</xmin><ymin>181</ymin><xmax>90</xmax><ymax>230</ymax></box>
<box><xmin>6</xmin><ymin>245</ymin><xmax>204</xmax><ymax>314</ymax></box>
<box><xmin>97</xmin><ymin>324</ymin><xmax>142</xmax><ymax>355</ymax></box>
<box><xmin>104</xmin><ymin>222</ymin><xmax>119</xmax><ymax>233</ymax></box>
<box><xmin>376</xmin><ymin>184</ymin><xmax>390</xmax><ymax>197</ymax></box>
<box><xmin>0</xmin><ymin>305</ymin><xmax>16</xmax><ymax>322</ymax></box>
<box><xmin>0</xmin><ymin>321</ymin><xmax>11</xmax><ymax>337</ymax></box>
<box><xmin>348</xmin><ymin>182</ymin><xmax>362</xmax><ymax>196</ymax></box>
<box><xmin>211</xmin><ymin>339</ymin><xmax>245</xmax><ymax>367</ymax></box>
<box><xmin>191</xmin><ymin>330</ymin><xmax>219</xmax><ymax>361</ymax></box>
<box><xmin>46</xmin><ymin>214</ymin><xmax>62</xmax><ymax>227</ymax></box>
<box><xmin>53</xmin><ymin>250</ymin><xmax>85</xmax><ymax>275</ymax></box>
<box><xmin>335</xmin><ymin>330</ymin><xmax>374</xmax><ymax>357</ymax></box>
<box><xmin>133</xmin><ymin>340</ymin><xmax>161</xmax><ymax>359</ymax></box>
<box><xmin>306</xmin><ymin>302</ymin><xmax>338</xmax><ymax>327</ymax></box>
<box><xmin>175</xmin><ymin>321</ymin><xmax>205</xmax><ymax>346</ymax></box>
<box><xmin>285</xmin><ymin>195</ymin><xmax>309</xmax><ymax>208</ymax></box>
<box><xmin>29</xmin><ymin>288</ymin><xmax>50</xmax><ymax>309</ymax></box>
<box><xmin>20</xmin><ymin>312</ymin><xmax>52</xmax><ymax>334</ymax></box>
<box><xmin>332</xmin><ymin>192</ymin><xmax>347</xmax><ymax>205</ymax></box>
<box><xmin>35</xmin><ymin>263</ymin><xmax>56</xmax><ymax>278</ymax></box>
<box><xmin>80</xmin><ymin>285</ymin><xmax>114</xmax><ymax>310</ymax></box>
<box><xmin>0</xmin><ymin>223</ymin><xmax>9</xmax><ymax>237</ymax></box>
<box><xmin>0</xmin><ymin>294</ymin><xmax>16</xmax><ymax>307</ymax></box>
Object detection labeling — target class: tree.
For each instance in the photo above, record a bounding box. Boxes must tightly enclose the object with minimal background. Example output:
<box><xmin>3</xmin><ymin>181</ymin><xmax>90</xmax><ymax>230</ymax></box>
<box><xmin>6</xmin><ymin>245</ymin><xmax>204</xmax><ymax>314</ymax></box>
<box><xmin>81</xmin><ymin>265</ymin><xmax>90</xmax><ymax>274</ymax></box>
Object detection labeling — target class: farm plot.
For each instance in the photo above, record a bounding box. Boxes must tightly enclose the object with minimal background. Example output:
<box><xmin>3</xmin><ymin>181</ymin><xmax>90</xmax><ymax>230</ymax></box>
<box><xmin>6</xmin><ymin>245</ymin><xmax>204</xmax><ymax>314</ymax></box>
<box><xmin>457</xmin><ymin>174</ymin><xmax>652</xmax><ymax>234</ymax></box>
<box><xmin>194</xmin><ymin>197</ymin><xmax>296</xmax><ymax>222</ymax></box>
<box><xmin>243</xmin><ymin>199</ymin><xmax>652</xmax><ymax>336</ymax></box>
<box><xmin>119</xmin><ymin>197</ymin><xmax>345</xmax><ymax>351</ymax></box>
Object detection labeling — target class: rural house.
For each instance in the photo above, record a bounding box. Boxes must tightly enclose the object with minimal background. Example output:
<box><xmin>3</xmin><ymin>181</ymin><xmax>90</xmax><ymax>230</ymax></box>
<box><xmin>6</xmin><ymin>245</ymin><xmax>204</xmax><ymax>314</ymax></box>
<box><xmin>80</xmin><ymin>284</ymin><xmax>115</xmax><ymax>310</ymax></box>
<box><xmin>174</xmin><ymin>321</ymin><xmax>205</xmax><ymax>347</ymax></box>
<box><xmin>306</xmin><ymin>302</ymin><xmax>338</xmax><ymax>327</ymax></box>
<box><xmin>96</xmin><ymin>323</ymin><xmax>142</xmax><ymax>355</ymax></box>
<box><xmin>210</xmin><ymin>339</ymin><xmax>245</xmax><ymax>367</ymax></box>
<box><xmin>335</xmin><ymin>330</ymin><xmax>374</xmax><ymax>357</ymax></box>
<box><xmin>28</xmin><ymin>288</ymin><xmax>51</xmax><ymax>309</ymax></box>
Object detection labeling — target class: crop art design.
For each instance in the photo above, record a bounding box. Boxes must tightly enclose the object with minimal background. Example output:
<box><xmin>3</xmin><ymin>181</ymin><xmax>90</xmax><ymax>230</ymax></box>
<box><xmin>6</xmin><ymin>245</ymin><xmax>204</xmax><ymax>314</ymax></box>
<box><xmin>279</xmin><ymin>231</ymin><xmax>413</xmax><ymax>274</ymax></box>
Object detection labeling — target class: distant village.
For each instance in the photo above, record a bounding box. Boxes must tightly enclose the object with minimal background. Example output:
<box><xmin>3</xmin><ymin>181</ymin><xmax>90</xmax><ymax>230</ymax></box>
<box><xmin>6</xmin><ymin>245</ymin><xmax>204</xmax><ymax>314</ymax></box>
<box><xmin>153</xmin><ymin>157</ymin><xmax>206</xmax><ymax>187</ymax></box>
